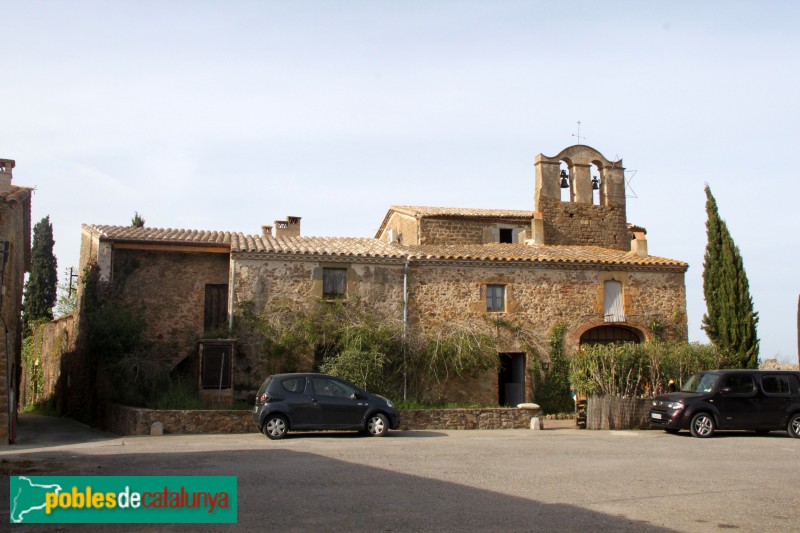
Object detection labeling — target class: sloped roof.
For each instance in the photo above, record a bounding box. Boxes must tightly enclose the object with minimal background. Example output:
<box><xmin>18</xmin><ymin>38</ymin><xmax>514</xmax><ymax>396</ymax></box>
<box><xmin>0</xmin><ymin>185</ymin><xmax>33</xmax><ymax>204</ymax></box>
<box><xmin>404</xmin><ymin>243</ymin><xmax>687</xmax><ymax>268</ymax></box>
<box><xmin>83</xmin><ymin>225</ymin><xmax>685</xmax><ymax>269</ymax></box>
<box><xmin>83</xmin><ymin>225</ymin><xmax>406</xmax><ymax>259</ymax></box>
<box><xmin>230</xmin><ymin>235</ymin><xmax>406</xmax><ymax>258</ymax></box>
<box><xmin>389</xmin><ymin>205</ymin><xmax>533</xmax><ymax>218</ymax></box>
<box><xmin>375</xmin><ymin>205</ymin><xmax>533</xmax><ymax>238</ymax></box>
<box><xmin>83</xmin><ymin>225</ymin><xmax>234</xmax><ymax>247</ymax></box>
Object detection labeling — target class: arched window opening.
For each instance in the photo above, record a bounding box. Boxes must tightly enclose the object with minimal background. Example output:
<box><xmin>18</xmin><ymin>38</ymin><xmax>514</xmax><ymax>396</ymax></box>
<box><xmin>580</xmin><ymin>325</ymin><xmax>642</xmax><ymax>346</ymax></box>
<box><xmin>559</xmin><ymin>161</ymin><xmax>572</xmax><ymax>202</ymax></box>
<box><xmin>590</xmin><ymin>163</ymin><xmax>601</xmax><ymax>206</ymax></box>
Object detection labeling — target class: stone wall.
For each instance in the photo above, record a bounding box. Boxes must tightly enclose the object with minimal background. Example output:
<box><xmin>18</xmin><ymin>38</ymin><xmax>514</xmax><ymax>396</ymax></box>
<box><xmin>103</xmin><ymin>404</ymin><xmax>540</xmax><ymax>435</ymax></box>
<box><xmin>419</xmin><ymin>217</ymin><xmax>529</xmax><ymax>245</ymax></box>
<box><xmin>408</xmin><ymin>261</ymin><xmax>687</xmax><ymax>404</ymax></box>
<box><xmin>20</xmin><ymin>315</ymin><xmax>77</xmax><ymax>408</ymax></box>
<box><xmin>538</xmin><ymin>197</ymin><xmax>629</xmax><ymax>251</ymax></box>
<box><xmin>231</xmin><ymin>256</ymin><xmax>405</xmax><ymax>395</ymax></box>
<box><xmin>113</xmin><ymin>249</ymin><xmax>230</xmax><ymax>369</ymax></box>
<box><xmin>0</xmin><ymin>182</ymin><xmax>32</xmax><ymax>445</ymax></box>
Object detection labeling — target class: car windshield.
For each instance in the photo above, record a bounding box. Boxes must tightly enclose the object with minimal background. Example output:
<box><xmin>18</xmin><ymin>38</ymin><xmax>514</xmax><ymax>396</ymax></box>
<box><xmin>681</xmin><ymin>372</ymin><xmax>719</xmax><ymax>393</ymax></box>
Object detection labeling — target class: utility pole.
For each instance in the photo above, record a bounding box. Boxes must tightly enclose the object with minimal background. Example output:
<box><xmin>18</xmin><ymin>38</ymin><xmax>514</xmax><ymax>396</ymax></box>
<box><xmin>65</xmin><ymin>267</ymin><xmax>79</xmax><ymax>297</ymax></box>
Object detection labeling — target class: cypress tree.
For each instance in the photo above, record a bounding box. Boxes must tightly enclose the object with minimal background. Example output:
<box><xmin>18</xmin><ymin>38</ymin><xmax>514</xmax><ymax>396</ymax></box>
<box><xmin>22</xmin><ymin>216</ymin><xmax>58</xmax><ymax>330</ymax></box>
<box><xmin>701</xmin><ymin>186</ymin><xmax>759</xmax><ymax>368</ymax></box>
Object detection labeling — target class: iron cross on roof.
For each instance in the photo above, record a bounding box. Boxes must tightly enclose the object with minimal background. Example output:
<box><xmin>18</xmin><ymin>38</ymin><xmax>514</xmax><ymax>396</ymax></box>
<box><xmin>571</xmin><ymin>121</ymin><xmax>586</xmax><ymax>145</ymax></box>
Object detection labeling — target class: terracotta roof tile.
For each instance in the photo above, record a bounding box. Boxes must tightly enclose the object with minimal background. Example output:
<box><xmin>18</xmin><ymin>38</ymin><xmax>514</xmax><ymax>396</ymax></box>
<box><xmin>404</xmin><ymin>243</ymin><xmax>687</xmax><ymax>268</ymax></box>
<box><xmin>83</xmin><ymin>225</ymin><xmax>686</xmax><ymax>268</ymax></box>
<box><xmin>84</xmin><ymin>225</ymin><xmax>234</xmax><ymax>247</ymax></box>
<box><xmin>389</xmin><ymin>205</ymin><xmax>533</xmax><ymax>218</ymax></box>
<box><xmin>232</xmin><ymin>235</ymin><xmax>406</xmax><ymax>259</ymax></box>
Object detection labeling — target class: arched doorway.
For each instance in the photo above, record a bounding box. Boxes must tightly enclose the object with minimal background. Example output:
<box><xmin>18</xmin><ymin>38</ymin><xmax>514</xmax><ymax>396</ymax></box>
<box><xmin>579</xmin><ymin>325</ymin><xmax>643</xmax><ymax>346</ymax></box>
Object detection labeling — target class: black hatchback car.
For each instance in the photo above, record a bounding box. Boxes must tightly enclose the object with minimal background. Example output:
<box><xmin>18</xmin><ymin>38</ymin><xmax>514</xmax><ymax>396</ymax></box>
<box><xmin>253</xmin><ymin>373</ymin><xmax>400</xmax><ymax>439</ymax></box>
<box><xmin>650</xmin><ymin>369</ymin><xmax>800</xmax><ymax>438</ymax></box>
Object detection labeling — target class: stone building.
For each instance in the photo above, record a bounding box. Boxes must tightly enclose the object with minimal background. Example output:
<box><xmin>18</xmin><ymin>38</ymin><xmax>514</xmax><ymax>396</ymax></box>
<box><xmin>76</xmin><ymin>145</ymin><xmax>687</xmax><ymax>407</ymax></box>
<box><xmin>0</xmin><ymin>159</ymin><xmax>32</xmax><ymax>444</ymax></box>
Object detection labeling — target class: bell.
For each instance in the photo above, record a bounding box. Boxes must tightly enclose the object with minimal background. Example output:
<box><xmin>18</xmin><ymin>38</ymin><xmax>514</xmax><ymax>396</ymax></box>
<box><xmin>592</xmin><ymin>176</ymin><xmax>600</xmax><ymax>190</ymax></box>
<box><xmin>560</xmin><ymin>170</ymin><xmax>569</xmax><ymax>188</ymax></box>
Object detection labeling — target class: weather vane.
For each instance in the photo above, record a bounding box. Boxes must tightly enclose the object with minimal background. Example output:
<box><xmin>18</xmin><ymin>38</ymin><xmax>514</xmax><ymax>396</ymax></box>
<box><xmin>571</xmin><ymin>121</ymin><xmax>585</xmax><ymax>145</ymax></box>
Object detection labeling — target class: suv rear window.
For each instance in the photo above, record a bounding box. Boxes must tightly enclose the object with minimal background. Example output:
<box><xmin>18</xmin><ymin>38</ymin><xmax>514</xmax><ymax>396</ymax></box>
<box><xmin>762</xmin><ymin>375</ymin><xmax>792</xmax><ymax>394</ymax></box>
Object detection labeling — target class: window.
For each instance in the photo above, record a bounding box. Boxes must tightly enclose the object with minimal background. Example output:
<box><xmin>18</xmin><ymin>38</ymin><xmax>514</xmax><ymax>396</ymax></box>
<box><xmin>323</xmin><ymin>268</ymin><xmax>347</xmax><ymax>298</ymax></box>
<box><xmin>281</xmin><ymin>377</ymin><xmax>307</xmax><ymax>393</ymax></box>
<box><xmin>312</xmin><ymin>377</ymin><xmax>356</xmax><ymax>399</ymax></box>
<box><xmin>762</xmin><ymin>375</ymin><xmax>791</xmax><ymax>395</ymax></box>
<box><xmin>723</xmin><ymin>374</ymin><xmax>755</xmax><ymax>394</ymax></box>
<box><xmin>499</xmin><ymin>228</ymin><xmax>513</xmax><ymax>243</ymax></box>
<box><xmin>486</xmin><ymin>284</ymin><xmax>505</xmax><ymax>312</ymax></box>
<box><xmin>204</xmin><ymin>284</ymin><xmax>228</xmax><ymax>332</ymax></box>
<box><xmin>603</xmin><ymin>280</ymin><xmax>624</xmax><ymax>322</ymax></box>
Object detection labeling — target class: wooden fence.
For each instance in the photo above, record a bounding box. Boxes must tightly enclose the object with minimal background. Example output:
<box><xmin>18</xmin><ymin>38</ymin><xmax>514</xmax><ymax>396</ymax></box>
<box><xmin>586</xmin><ymin>395</ymin><xmax>650</xmax><ymax>430</ymax></box>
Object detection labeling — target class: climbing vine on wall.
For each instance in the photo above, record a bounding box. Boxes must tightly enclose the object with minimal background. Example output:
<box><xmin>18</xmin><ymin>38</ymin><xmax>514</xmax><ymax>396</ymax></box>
<box><xmin>531</xmin><ymin>324</ymin><xmax>575</xmax><ymax>414</ymax></box>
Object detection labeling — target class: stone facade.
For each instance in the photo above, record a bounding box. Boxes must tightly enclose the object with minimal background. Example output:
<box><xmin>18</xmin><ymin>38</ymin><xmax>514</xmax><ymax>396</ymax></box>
<box><xmin>232</xmin><ymin>255</ymin><xmax>405</xmax><ymax>393</ymax></box>
<box><xmin>0</xmin><ymin>159</ymin><xmax>31</xmax><ymax>445</ymax></box>
<box><xmin>406</xmin><ymin>261</ymin><xmax>686</xmax><ymax>404</ymax></box>
<box><xmin>110</xmin><ymin>248</ymin><xmax>230</xmax><ymax>368</ymax></box>
<box><xmin>49</xmin><ymin>144</ymin><xmax>689</xmax><ymax>415</ymax></box>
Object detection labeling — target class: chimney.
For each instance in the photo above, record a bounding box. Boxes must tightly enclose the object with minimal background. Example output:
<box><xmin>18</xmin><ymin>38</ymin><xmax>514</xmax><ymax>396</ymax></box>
<box><xmin>0</xmin><ymin>158</ymin><xmax>15</xmax><ymax>194</ymax></box>
<box><xmin>261</xmin><ymin>225</ymin><xmax>273</xmax><ymax>238</ymax></box>
<box><xmin>631</xmin><ymin>231</ymin><xmax>648</xmax><ymax>257</ymax></box>
<box><xmin>275</xmin><ymin>216</ymin><xmax>301</xmax><ymax>238</ymax></box>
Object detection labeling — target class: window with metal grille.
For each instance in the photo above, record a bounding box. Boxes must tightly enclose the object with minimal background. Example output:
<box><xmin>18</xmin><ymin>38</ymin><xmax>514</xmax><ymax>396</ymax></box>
<box><xmin>323</xmin><ymin>268</ymin><xmax>347</xmax><ymax>298</ymax></box>
<box><xmin>200</xmin><ymin>344</ymin><xmax>232</xmax><ymax>389</ymax></box>
<box><xmin>486</xmin><ymin>284</ymin><xmax>505</xmax><ymax>312</ymax></box>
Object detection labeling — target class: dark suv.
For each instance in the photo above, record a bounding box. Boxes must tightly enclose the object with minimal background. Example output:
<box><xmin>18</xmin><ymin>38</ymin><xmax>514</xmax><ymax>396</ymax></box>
<box><xmin>650</xmin><ymin>369</ymin><xmax>800</xmax><ymax>438</ymax></box>
<box><xmin>253</xmin><ymin>373</ymin><xmax>400</xmax><ymax>440</ymax></box>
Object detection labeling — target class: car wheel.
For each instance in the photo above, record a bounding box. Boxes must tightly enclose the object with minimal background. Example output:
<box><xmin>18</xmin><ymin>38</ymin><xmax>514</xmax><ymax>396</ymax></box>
<box><xmin>263</xmin><ymin>415</ymin><xmax>288</xmax><ymax>440</ymax></box>
<box><xmin>788</xmin><ymin>414</ymin><xmax>800</xmax><ymax>439</ymax></box>
<box><xmin>690</xmin><ymin>412</ymin><xmax>715</xmax><ymax>438</ymax></box>
<box><xmin>365</xmin><ymin>413</ymin><xmax>389</xmax><ymax>437</ymax></box>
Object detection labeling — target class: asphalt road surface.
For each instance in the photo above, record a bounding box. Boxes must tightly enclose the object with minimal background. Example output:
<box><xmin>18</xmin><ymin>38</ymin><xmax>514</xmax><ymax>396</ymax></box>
<box><xmin>2</xmin><ymin>414</ymin><xmax>799</xmax><ymax>532</ymax></box>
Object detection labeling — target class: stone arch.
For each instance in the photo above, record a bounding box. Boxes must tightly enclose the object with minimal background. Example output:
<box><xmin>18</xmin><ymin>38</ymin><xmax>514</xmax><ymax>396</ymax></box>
<box><xmin>571</xmin><ymin>318</ymin><xmax>651</xmax><ymax>348</ymax></box>
<box><xmin>559</xmin><ymin>159</ymin><xmax>573</xmax><ymax>202</ymax></box>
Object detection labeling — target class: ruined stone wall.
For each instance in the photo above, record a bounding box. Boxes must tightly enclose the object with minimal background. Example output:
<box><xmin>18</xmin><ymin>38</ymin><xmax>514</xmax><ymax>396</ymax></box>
<box><xmin>231</xmin><ymin>256</ymin><xmax>405</xmax><ymax>395</ymax></box>
<box><xmin>113</xmin><ymin>249</ymin><xmax>230</xmax><ymax>369</ymax></box>
<box><xmin>419</xmin><ymin>217</ymin><xmax>529</xmax><ymax>245</ymax></box>
<box><xmin>407</xmin><ymin>262</ymin><xmax>687</xmax><ymax>404</ymax></box>
<box><xmin>538</xmin><ymin>197</ymin><xmax>629</xmax><ymax>251</ymax></box>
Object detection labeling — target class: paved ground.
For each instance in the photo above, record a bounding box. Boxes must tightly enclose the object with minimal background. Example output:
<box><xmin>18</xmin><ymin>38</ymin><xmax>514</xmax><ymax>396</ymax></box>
<box><xmin>2</xmin><ymin>414</ymin><xmax>799</xmax><ymax>532</ymax></box>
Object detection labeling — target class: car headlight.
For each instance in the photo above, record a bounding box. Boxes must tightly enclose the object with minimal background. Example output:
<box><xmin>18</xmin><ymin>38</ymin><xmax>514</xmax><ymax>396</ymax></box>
<box><xmin>385</xmin><ymin>399</ymin><xmax>394</xmax><ymax>408</ymax></box>
<box><xmin>666</xmin><ymin>401</ymin><xmax>684</xmax><ymax>410</ymax></box>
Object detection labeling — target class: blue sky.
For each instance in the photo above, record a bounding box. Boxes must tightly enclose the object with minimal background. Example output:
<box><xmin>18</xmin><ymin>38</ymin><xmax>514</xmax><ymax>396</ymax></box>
<box><xmin>2</xmin><ymin>1</ymin><xmax>798</xmax><ymax>360</ymax></box>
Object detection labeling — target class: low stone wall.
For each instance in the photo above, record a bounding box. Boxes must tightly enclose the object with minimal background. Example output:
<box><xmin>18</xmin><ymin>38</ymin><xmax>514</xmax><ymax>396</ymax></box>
<box><xmin>104</xmin><ymin>404</ymin><xmax>257</xmax><ymax>436</ymax></box>
<box><xmin>400</xmin><ymin>408</ymin><xmax>539</xmax><ymax>430</ymax></box>
<box><xmin>104</xmin><ymin>405</ymin><xmax>541</xmax><ymax>436</ymax></box>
